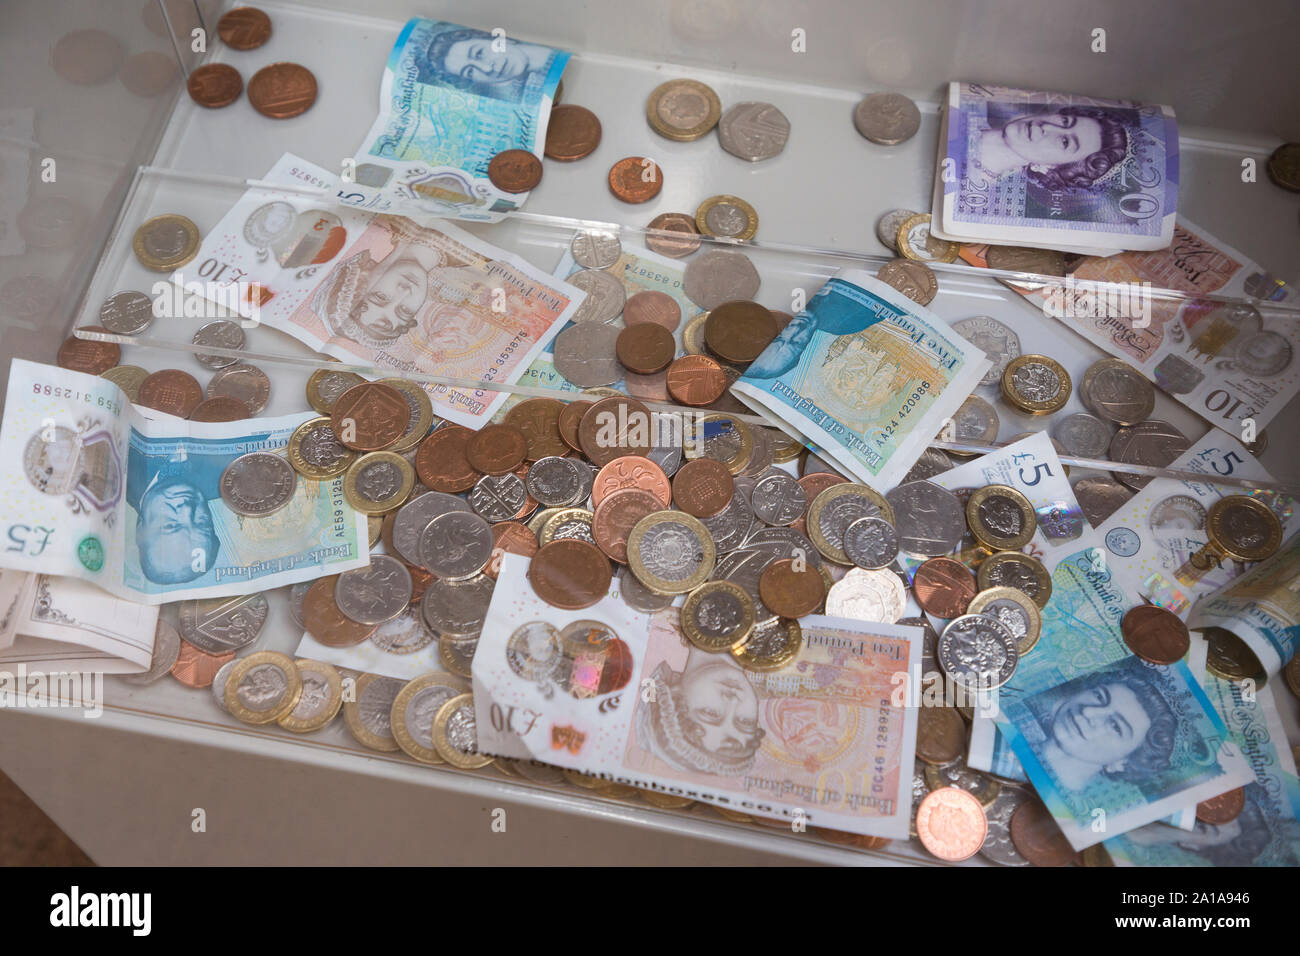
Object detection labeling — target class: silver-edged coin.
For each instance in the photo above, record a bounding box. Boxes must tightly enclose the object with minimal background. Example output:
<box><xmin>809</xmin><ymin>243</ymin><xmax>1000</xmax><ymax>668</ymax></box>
<box><xmin>468</xmin><ymin>472</ymin><xmax>527</xmax><ymax>522</ymax></box>
<box><xmin>438</xmin><ymin>634</ymin><xmax>479</xmax><ymax>678</ymax></box>
<box><xmin>717</xmin><ymin>101</ymin><xmax>790</xmax><ymax>162</ymax></box>
<box><xmin>567</xmin><ymin>268</ymin><xmax>626</xmax><ymax>324</ymax></box>
<box><xmin>683</xmin><ymin>250</ymin><xmax>761</xmax><ymax>311</ymax></box>
<box><xmin>948</xmin><ymin>395</ymin><xmax>1000</xmax><ymax>448</ymax></box>
<box><xmin>1072</xmin><ymin>476</ymin><xmax>1135</xmax><ymax>528</ymax></box>
<box><xmin>736</xmin><ymin>426</ymin><xmax>776</xmax><ymax>479</ymax></box>
<box><xmin>876</xmin><ymin>258</ymin><xmax>937</xmax><ymax>305</ymax></box>
<box><xmin>178</xmin><ymin>593</ymin><xmax>269</xmax><ymax>654</ymax></box>
<box><xmin>219</xmin><ymin>451</ymin><xmax>297</xmax><ymax>517</ymax></box>
<box><xmin>899</xmin><ymin>615</ymin><xmax>942</xmax><ymax>683</ymax></box>
<box><xmin>345</xmin><ymin>673</ymin><xmax>404</xmax><ymax>750</ymax></box>
<box><xmin>570</xmin><ymin>230</ymin><xmax>622</xmax><ymax>269</ymax></box>
<box><xmin>421</xmin><ymin>574</ymin><xmax>495</xmax><ymax>638</ymax></box>
<box><xmin>287</xmin><ymin>580</ymin><xmax>312</xmax><ymax>629</ymax></box>
<box><xmin>99</xmin><ymin>290</ymin><xmax>154</xmax><ymax>335</ymax></box>
<box><xmin>716</xmin><ymin>548</ymin><xmax>779</xmax><ymax>623</ymax></box>
<box><xmin>526</xmin><ymin>456</ymin><xmax>586</xmax><ymax>507</ymax></box>
<box><xmin>1109</xmin><ymin>419</ymin><xmax>1191</xmax><ymax>491</ymax></box>
<box><xmin>418</xmin><ymin>510</ymin><xmax>494</xmax><ymax>579</ymax></box>
<box><xmin>552</xmin><ymin>323</ymin><xmax>622</xmax><ymax>388</ymax></box>
<box><xmin>980</xmin><ymin>783</ymin><xmax>1032</xmax><ymax>866</ymax></box>
<box><xmin>119</xmin><ymin>618</ymin><xmax>182</xmax><ymax>685</ymax></box>
<box><xmin>853</xmin><ymin>91</ymin><xmax>921</xmax><ymax>145</ymax></box>
<box><xmin>1231</xmin><ymin>329</ymin><xmax>1293</xmax><ymax>377</ymax></box>
<box><xmin>392</xmin><ymin>490</ymin><xmax>472</xmax><ymax>566</ymax></box>
<box><xmin>902</xmin><ymin>447</ymin><xmax>954</xmax><ymax>483</ymax></box>
<box><xmin>825</xmin><ymin>567</ymin><xmax>906</xmax><ymax>623</ymax></box>
<box><xmin>206</xmin><ymin>361</ymin><xmax>271</xmax><ymax>415</ymax></box>
<box><xmin>885</xmin><ymin>480</ymin><xmax>965</xmax><ymax>556</ymax></box>
<box><xmin>875</xmin><ymin>208</ymin><xmax>918</xmax><ymax>253</ymax></box>
<box><xmin>210</xmin><ymin>657</ymin><xmax>238</xmax><ymax>713</ymax></box>
<box><xmin>618</xmin><ymin>564</ymin><xmax>674</xmax><ymax>612</ymax></box>
<box><xmin>750</xmin><ymin>472</ymin><xmax>806</xmax><ymax>526</ymax></box>
<box><xmin>370</xmin><ymin>604</ymin><xmax>436</xmax><ymax>654</ymax></box>
<box><xmin>938</xmin><ymin>613</ymin><xmax>1020</xmax><ymax>690</ymax></box>
<box><xmin>951</xmin><ymin>316</ymin><xmax>1021</xmax><ymax>389</ymax></box>
<box><xmin>699</xmin><ymin>486</ymin><xmax>754</xmax><ymax>553</ymax></box>
<box><xmin>842</xmin><ymin>516</ymin><xmax>900</xmax><ymax>570</ymax></box>
<box><xmin>335</xmin><ymin>554</ymin><xmax>413</xmax><ymax>625</ymax></box>
<box><xmin>1084</xmin><ymin>360</ymin><xmax>1156</xmax><ymax>426</ymax></box>
<box><xmin>191</xmin><ymin>319</ymin><xmax>246</xmax><ymax>369</ymax></box>
<box><xmin>741</xmin><ymin>526</ymin><xmax>822</xmax><ymax>568</ymax></box>
<box><xmin>1052</xmin><ymin>412</ymin><xmax>1112</xmax><ymax>459</ymax></box>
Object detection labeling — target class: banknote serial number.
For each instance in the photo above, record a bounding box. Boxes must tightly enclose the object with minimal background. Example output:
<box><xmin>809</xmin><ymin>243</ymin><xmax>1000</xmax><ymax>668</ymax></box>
<box><xmin>32</xmin><ymin>383</ymin><xmax>122</xmax><ymax>416</ymax></box>
<box><xmin>879</xmin><ymin>381</ymin><xmax>931</xmax><ymax>438</ymax></box>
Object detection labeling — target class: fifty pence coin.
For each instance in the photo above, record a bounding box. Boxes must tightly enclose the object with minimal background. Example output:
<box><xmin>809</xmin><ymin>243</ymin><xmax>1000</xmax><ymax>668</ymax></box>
<box><xmin>951</xmin><ymin>316</ymin><xmax>1021</xmax><ymax>388</ymax></box>
<box><xmin>885</xmin><ymin>480</ymin><xmax>966</xmax><ymax>556</ymax></box>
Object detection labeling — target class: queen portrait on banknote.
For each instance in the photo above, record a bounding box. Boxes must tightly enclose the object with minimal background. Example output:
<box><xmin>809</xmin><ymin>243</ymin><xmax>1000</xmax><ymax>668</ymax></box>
<box><xmin>413</xmin><ymin>23</ymin><xmax>559</xmax><ymax>101</ymax></box>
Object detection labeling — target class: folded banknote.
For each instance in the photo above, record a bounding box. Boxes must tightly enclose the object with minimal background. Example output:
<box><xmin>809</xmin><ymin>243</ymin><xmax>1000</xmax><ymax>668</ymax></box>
<box><xmin>344</xmin><ymin>18</ymin><xmax>569</xmax><ymax>221</ymax></box>
<box><xmin>731</xmin><ymin>270</ymin><xmax>990</xmax><ymax>492</ymax></box>
<box><xmin>0</xmin><ymin>359</ymin><xmax>369</xmax><ymax>603</ymax></box>
<box><xmin>932</xmin><ymin>82</ymin><xmax>1178</xmax><ymax>253</ymax></box>
<box><xmin>472</xmin><ymin>554</ymin><xmax>922</xmax><ymax>837</ymax></box>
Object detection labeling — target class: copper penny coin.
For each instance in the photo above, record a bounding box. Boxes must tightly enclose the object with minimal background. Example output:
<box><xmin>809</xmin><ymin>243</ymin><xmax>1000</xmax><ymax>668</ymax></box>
<box><xmin>1009</xmin><ymin>799</ymin><xmax>1076</xmax><ymax>867</ymax></box>
<box><xmin>504</xmin><ymin>398</ymin><xmax>568</xmax><ymax>460</ymax></box>
<box><xmin>758</xmin><ymin>558</ymin><xmax>826</xmax><ymax>618</ymax></box>
<box><xmin>119</xmin><ymin>51</ymin><xmax>178</xmax><ymax>97</ymax></box>
<box><xmin>57</xmin><ymin>328</ymin><xmax>120</xmax><ymax>375</ymax></box>
<box><xmin>616</xmin><ymin>322</ymin><xmax>676</xmax><ymax>375</ymax></box>
<box><xmin>217</xmin><ymin>6</ymin><xmax>273</xmax><ymax>49</ymax></box>
<box><xmin>578</xmin><ymin>396</ymin><xmax>653</xmax><ymax>467</ymax></box>
<box><xmin>170</xmin><ymin>641</ymin><xmax>235</xmax><ymax>689</ymax></box>
<box><xmin>916</xmin><ymin>787</ymin><xmax>987</xmax><ymax>862</ymax></box>
<box><xmin>671</xmin><ymin>458</ymin><xmax>735</xmax><ymax>517</ymax></box>
<box><xmin>913</xmin><ymin>557</ymin><xmax>977</xmax><ymax>619</ymax></box>
<box><xmin>247</xmin><ymin>62</ymin><xmax>317</xmax><ymax>118</ymax></box>
<box><xmin>623</xmin><ymin>290</ymin><xmax>682</xmax><ymax>331</ymax></box>
<box><xmin>302</xmin><ymin>576</ymin><xmax>378</xmax><ymax>647</ymax></box>
<box><xmin>415</xmin><ymin>424</ymin><xmax>481</xmax><ymax>492</ymax></box>
<box><xmin>592</xmin><ymin>455</ymin><xmax>671</xmax><ymax>508</ymax></box>
<box><xmin>544</xmin><ymin>104</ymin><xmax>602</xmax><ymax>161</ymax></box>
<box><xmin>592</xmin><ymin>487</ymin><xmax>662</xmax><ymax>564</ymax></box>
<box><xmin>189</xmin><ymin>396</ymin><xmax>251</xmax><ymax>422</ymax></box>
<box><xmin>465</xmin><ymin>423</ymin><xmax>529</xmax><ymax>475</ymax></box>
<box><xmin>915</xmin><ymin>707</ymin><xmax>967</xmax><ymax>765</ymax></box>
<box><xmin>666</xmin><ymin>355</ymin><xmax>727</xmax><ymax>406</ymax></box>
<box><xmin>1121</xmin><ymin>603</ymin><xmax>1191</xmax><ymax>665</ymax></box>
<box><xmin>187</xmin><ymin>63</ymin><xmax>243</xmax><ymax>108</ymax></box>
<box><xmin>1196</xmin><ymin>786</ymin><xmax>1246</xmax><ymax>825</ymax></box>
<box><xmin>608</xmin><ymin>156</ymin><xmax>663</xmax><ymax>203</ymax></box>
<box><xmin>486</xmin><ymin>521</ymin><xmax>539</xmax><ymax>580</ymax></box>
<box><xmin>645</xmin><ymin>212</ymin><xmax>702</xmax><ymax>258</ymax></box>
<box><xmin>488</xmin><ymin>149</ymin><xmax>543</xmax><ymax>193</ymax></box>
<box><xmin>138</xmin><ymin>369</ymin><xmax>204</xmax><ymax>417</ymax></box>
<box><xmin>528</xmin><ymin>540</ymin><xmax>612</xmax><ymax>609</ymax></box>
<box><xmin>704</xmin><ymin>300</ymin><xmax>778</xmax><ymax>364</ymax></box>
<box><xmin>52</xmin><ymin>29</ymin><xmax>123</xmax><ymax>85</ymax></box>
<box><xmin>557</xmin><ymin>400</ymin><xmax>593</xmax><ymax>452</ymax></box>
<box><xmin>330</xmin><ymin>382</ymin><xmax>410</xmax><ymax>452</ymax></box>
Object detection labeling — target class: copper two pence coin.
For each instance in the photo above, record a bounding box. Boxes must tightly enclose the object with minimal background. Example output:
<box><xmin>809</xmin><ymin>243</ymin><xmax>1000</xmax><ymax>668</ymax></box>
<box><xmin>1121</xmin><ymin>603</ymin><xmax>1190</xmax><ymax>665</ymax></box>
<box><xmin>916</xmin><ymin>787</ymin><xmax>987</xmax><ymax>862</ymax></box>
<box><xmin>504</xmin><ymin>397</ymin><xmax>567</xmax><ymax>460</ymax></box>
<box><xmin>557</xmin><ymin>400</ymin><xmax>593</xmax><ymax>452</ymax></box>
<box><xmin>1196</xmin><ymin>786</ymin><xmax>1246</xmax><ymax>825</ymax></box>
<box><xmin>217</xmin><ymin>6</ymin><xmax>273</xmax><ymax>49</ymax></box>
<box><xmin>486</xmin><ymin>521</ymin><xmax>539</xmax><ymax>580</ymax></box>
<box><xmin>913</xmin><ymin>557</ymin><xmax>977</xmax><ymax>619</ymax></box>
<box><xmin>758</xmin><ymin>558</ymin><xmax>826</xmax><ymax>618</ymax></box>
<box><xmin>704</xmin><ymin>300</ymin><xmax>778</xmax><ymax>364</ymax></box>
<box><xmin>671</xmin><ymin>458</ymin><xmax>735</xmax><ymax>517</ymax></box>
<box><xmin>330</xmin><ymin>382</ymin><xmax>410</xmax><ymax>452</ymax></box>
<box><xmin>138</xmin><ymin>369</ymin><xmax>204</xmax><ymax>417</ymax></box>
<box><xmin>645</xmin><ymin>212</ymin><xmax>702</xmax><ymax>258</ymax></box>
<box><xmin>578</xmin><ymin>396</ymin><xmax>653</xmax><ymax>467</ymax></box>
<box><xmin>592</xmin><ymin>487</ymin><xmax>662</xmax><ymax>564</ymax></box>
<box><xmin>1009</xmin><ymin>799</ymin><xmax>1076</xmax><ymax>867</ymax></box>
<box><xmin>415</xmin><ymin>425</ymin><xmax>481</xmax><ymax>492</ymax></box>
<box><xmin>302</xmin><ymin>576</ymin><xmax>377</xmax><ymax>647</ymax></box>
<box><xmin>247</xmin><ymin>62</ymin><xmax>317</xmax><ymax>118</ymax></box>
<box><xmin>544</xmin><ymin>105</ymin><xmax>602</xmax><ymax>161</ymax></box>
<box><xmin>170</xmin><ymin>641</ymin><xmax>235</xmax><ymax>688</ymax></box>
<box><xmin>592</xmin><ymin>455</ymin><xmax>671</xmax><ymax>508</ymax></box>
<box><xmin>616</xmin><ymin>323</ymin><xmax>676</xmax><ymax>375</ymax></box>
<box><xmin>623</xmin><ymin>290</ymin><xmax>682</xmax><ymax>331</ymax></box>
<box><xmin>528</xmin><ymin>540</ymin><xmax>612</xmax><ymax>609</ymax></box>
<box><xmin>187</xmin><ymin>63</ymin><xmax>243</xmax><ymax>108</ymax></box>
<box><xmin>488</xmin><ymin>149</ymin><xmax>543</xmax><ymax>193</ymax></box>
<box><xmin>608</xmin><ymin>156</ymin><xmax>663</xmax><ymax>203</ymax></box>
<box><xmin>189</xmin><ymin>396</ymin><xmax>251</xmax><ymax>422</ymax></box>
<box><xmin>465</xmin><ymin>423</ymin><xmax>529</xmax><ymax>475</ymax></box>
<box><xmin>57</xmin><ymin>328</ymin><xmax>120</xmax><ymax>375</ymax></box>
<box><xmin>666</xmin><ymin>355</ymin><xmax>727</xmax><ymax>406</ymax></box>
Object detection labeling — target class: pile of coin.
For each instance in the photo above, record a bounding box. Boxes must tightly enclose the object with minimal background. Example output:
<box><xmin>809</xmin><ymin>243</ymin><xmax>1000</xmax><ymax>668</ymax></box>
<box><xmin>184</xmin><ymin>8</ymin><xmax>317</xmax><ymax>118</ymax></box>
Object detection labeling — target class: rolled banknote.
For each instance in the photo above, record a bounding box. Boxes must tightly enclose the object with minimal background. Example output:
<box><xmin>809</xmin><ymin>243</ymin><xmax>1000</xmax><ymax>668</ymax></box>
<box><xmin>1187</xmin><ymin>530</ymin><xmax>1300</xmax><ymax>676</ymax></box>
<box><xmin>0</xmin><ymin>359</ymin><xmax>369</xmax><ymax>603</ymax></box>
<box><xmin>472</xmin><ymin>554</ymin><xmax>921</xmax><ymax>837</ymax></box>
<box><xmin>1104</xmin><ymin>673</ymin><xmax>1300</xmax><ymax>865</ymax></box>
<box><xmin>177</xmin><ymin>154</ymin><xmax>586</xmax><ymax>428</ymax></box>
<box><xmin>932</xmin><ymin>82</ymin><xmax>1178</xmax><ymax>253</ymax></box>
<box><xmin>1005</xmin><ymin>218</ymin><xmax>1300</xmax><ymax>431</ymax></box>
<box><xmin>344</xmin><ymin>18</ymin><xmax>569</xmax><ymax>222</ymax></box>
<box><xmin>990</xmin><ymin>539</ymin><xmax>1254</xmax><ymax>849</ymax></box>
<box><xmin>732</xmin><ymin>270</ymin><xmax>990</xmax><ymax>492</ymax></box>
